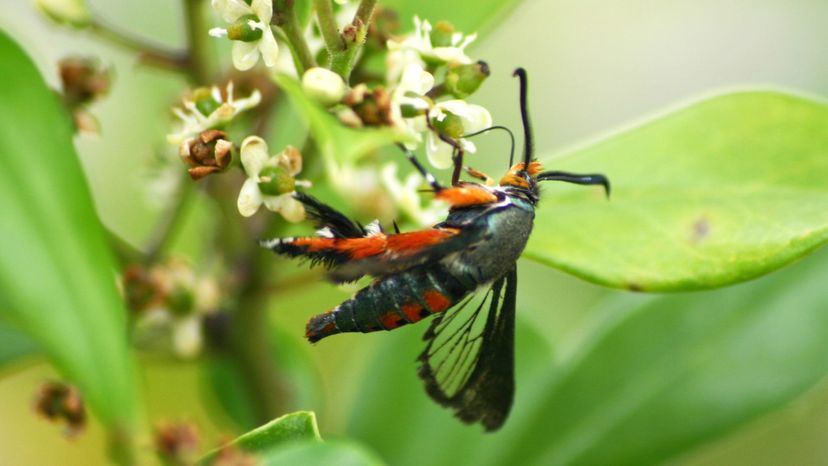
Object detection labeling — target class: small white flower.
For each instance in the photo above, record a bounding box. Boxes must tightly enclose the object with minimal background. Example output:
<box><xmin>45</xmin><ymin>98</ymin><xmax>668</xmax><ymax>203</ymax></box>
<box><xmin>386</xmin><ymin>16</ymin><xmax>477</xmax><ymax>82</ymax></box>
<box><xmin>381</xmin><ymin>163</ymin><xmax>446</xmax><ymax>226</ymax></box>
<box><xmin>426</xmin><ymin>100</ymin><xmax>492</xmax><ymax>169</ymax></box>
<box><xmin>302</xmin><ymin>67</ymin><xmax>347</xmax><ymax>106</ymax></box>
<box><xmin>167</xmin><ymin>81</ymin><xmax>261</xmax><ymax>145</ymax></box>
<box><xmin>389</xmin><ymin>63</ymin><xmax>434</xmax><ymax>145</ymax></box>
<box><xmin>237</xmin><ymin>137</ymin><xmax>308</xmax><ymax>220</ymax></box>
<box><xmin>209</xmin><ymin>0</ymin><xmax>279</xmax><ymax>71</ymax></box>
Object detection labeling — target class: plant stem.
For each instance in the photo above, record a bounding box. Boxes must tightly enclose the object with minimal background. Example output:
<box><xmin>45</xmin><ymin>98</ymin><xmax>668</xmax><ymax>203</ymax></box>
<box><xmin>329</xmin><ymin>0</ymin><xmax>377</xmax><ymax>82</ymax></box>
<box><xmin>354</xmin><ymin>0</ymin><xmax>378</xmax><ymax>26</ymax></box>
<box><xmin>183</xmin><ymin>0</ymin><xmax>212</xmax><ymax>83</ymax></box>
<box><xmin>145</xmin><ymin>174</ymin><xmax>195</xmax><ymax>265</ymax></box>
<box><xmin>313</xmin><ymin>0</ymin><xmax>343</xmax><ymax>53</ymax></box>
<box><xmin>273</xmin><ymin>1</ymin><xmax>317</xmax><ymax>75</ymax></box>
<box><xmin>207</xmin><ymin>173</ymin><xmax>290</xmax><ymax>423</ymax></box>
<box><xmin>88</xmin><ymin>19</ymin><xmax>189</xmax><ymax>74</ymax></box>
<box><xmin>232</xmin><ymin>252</ymin><xmax>291</xmax><ymax>423</ymax></box>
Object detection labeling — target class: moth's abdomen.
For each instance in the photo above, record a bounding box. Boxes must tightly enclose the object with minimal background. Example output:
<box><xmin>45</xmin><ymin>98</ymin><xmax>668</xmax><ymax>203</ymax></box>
<box><xmin>306</xmin><ymin>266</ymin><xmax>473</xmax><ymax>343</ymax></box>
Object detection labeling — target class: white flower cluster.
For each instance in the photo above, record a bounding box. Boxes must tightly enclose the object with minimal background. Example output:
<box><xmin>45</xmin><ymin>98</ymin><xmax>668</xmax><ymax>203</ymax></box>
<box><xmin>385</xmin><ymin>17</ymin><xmax>491</xmax><ymax>169</ymax></box>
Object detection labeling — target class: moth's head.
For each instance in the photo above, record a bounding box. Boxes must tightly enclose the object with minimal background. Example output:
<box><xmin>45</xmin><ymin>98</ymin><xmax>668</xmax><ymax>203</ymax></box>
<box><xmin>499</xmin><ymin>161</ymin><xmax>543</xmax><ymax>191</ymax></box>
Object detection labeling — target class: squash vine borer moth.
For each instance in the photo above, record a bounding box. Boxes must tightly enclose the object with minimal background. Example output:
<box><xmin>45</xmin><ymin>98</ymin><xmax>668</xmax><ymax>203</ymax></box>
<box><xmin>261</xmin><ymin>68</ymin><xmax>610</xmax><ymax>431</ymax></box>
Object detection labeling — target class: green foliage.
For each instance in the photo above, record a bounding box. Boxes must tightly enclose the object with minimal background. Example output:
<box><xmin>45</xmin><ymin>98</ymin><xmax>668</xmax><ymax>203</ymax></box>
<box><xmin>527</xmin><ymin>91</ymin><xmax>828</xmax><ymax>291</ymax></box>
<box><xmin>257</xmin><ymin>440</ymin><xmax>385</xmax><ymax>466</ymax></box>
<box><xmin>346</xmin><ymin>249</ymin><xmax>828</xmax><ymax>466</ymax></box>
<box><xmin>0</xmin><ymin>319</ymin><xmax>37</xmax><ymax>369</ymax></box>
<box><xmin>0</xmin><ymin>31</ymin><xmax>139</xmax><ymax>430</ymax></box>
<box><xmin>203</xmin><ymin>411</ymin><xmax>384</xmax><ymax>465</ymax></box>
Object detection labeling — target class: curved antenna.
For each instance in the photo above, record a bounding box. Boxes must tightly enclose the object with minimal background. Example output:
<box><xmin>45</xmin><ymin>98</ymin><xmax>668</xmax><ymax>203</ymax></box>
<box><xmin>512</xmin><ymin>68</ymin><xmax>533</xmax><ymax>171</ymax></box>
<box><xmin>461</xmin><ymin>125</ymin><xmax>517</xmax><ymax>166</ymax></box>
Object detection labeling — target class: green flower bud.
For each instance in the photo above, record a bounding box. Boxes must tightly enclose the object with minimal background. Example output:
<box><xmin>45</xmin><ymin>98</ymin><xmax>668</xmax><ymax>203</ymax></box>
<box><xmin>191</xmin><ymin>87</ymin><xmax>221</xmax><ymax>116</ymax></box>
<box><xmin>400</xmin><ymin>102</ymin><xmax>426</xmax><ymax>118</ymax></box>
<box><xmin>227</xmin><ymin>14</ymin><xmax>264</xmax><ymax>42</ymax></box>
<box><xmin>166</xmin><ymin>286</ymin><xmax>195</xmax><ymax>317</ymax></box>
<box><xmin>430</xmin><ymin>21</ymin><xmax>456</xmax><ymax>48</ymax></box>
<box><xmin>445</xmin><ymin>60</ymin><xmax>490</xmax><ymax>98</ymax></box>
<box><xmin>35</xmin><ymin>0</ymin><xmax>90</xmax><ymax>28</ymax></box>
<box><xmin>258</xmin><ymin>166</ymin><xmax>295</xmax><ymax>195</ymax></box>
<box><xmin>431</xmin><ymin>111</ymin><xmax>465</xmax><ymax>139</ymax></box>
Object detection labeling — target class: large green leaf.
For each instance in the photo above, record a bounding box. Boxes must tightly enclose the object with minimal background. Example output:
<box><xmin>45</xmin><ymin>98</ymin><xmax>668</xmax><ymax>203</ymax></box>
<box><xmin>346</xmin><ymin>249</ymin><xmax>828</xmax><ymax>466</ymax></box>
<box><xmin>0</xmin><ymin>319</ymin><xmax>37</xmax><ymax>369</ymax></box>
<box><xmin>257</xmin><ymin>440</ymin><xmax>385</xmax><ymax>466</ymax></box>
<box><xmin>275</xmin><ymin>74</ymin><xmax>413</xmax><ymax>166</ymax></box>
<box><xmin>0</xmin><ymin>31</ymin><xmax>138</xmax><ymax>429</ymax></box>
<box><xmin>382</xmin><ymin>0</ymin><xmax>524</xmax><ymax>37</ymax></box>
<box><xmin>527</xmin><ymin>91</ymin><xmax>828</xmax><ymax>291</ymax></box>
<box><xmin>494</xmin><ymin>249</ymin><xmax>828</xmax><ymax>466</ymax></box>
<box><xmin>203</xmin><ymin>411</ymin><xmax>384</xmax><ymax>465</ymax></box>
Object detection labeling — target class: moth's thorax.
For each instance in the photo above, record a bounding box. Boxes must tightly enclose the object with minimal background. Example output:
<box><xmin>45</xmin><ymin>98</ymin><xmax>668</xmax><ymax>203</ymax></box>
<box><xmin>442</xmin><ymin>193</ymin><xmax>535</xmax><ymax>283</ymax></box>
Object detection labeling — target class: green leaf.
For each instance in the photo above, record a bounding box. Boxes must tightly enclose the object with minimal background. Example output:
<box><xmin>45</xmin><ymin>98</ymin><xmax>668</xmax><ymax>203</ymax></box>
<box><xmin>0</xmin><ymin>319</ymin><xmax>37</xmax><ymax>369</ymax></box>
<box><xmin>527</xmin><ymin>91</ymin><xmax>828</xmax><ymax>291</ymax></box>
<box><xmin>494</xmin><ymin>248</ymin><xmax>828</xmax><ymax>466</ymax></box>
<box><xmin>204</xmin><ymin>411</ymin><xmax>321</xmax><ymax>461</ymax></box>
<box><xmin>0</xmin><ymin>31</ymin><xmax>138</xmax><ymax>429</ymax></box>
<box><xmin>257</xmin><ymin>440</ymin><xmax>385</xmax><ymax>466</ymax></box>
<box><xmin>274</xmin><ymin>74</ymin><xmax>413</xmax><ymax>165</ymax></box>
<box><xmin>382</xmin><ymin>0</ymin><xmax>524</xmax><ymax>37</ymax></box>
<box><xmin>345</xmin><ymin>249</ymin><xmax>828</xmax><ymax>466</ymax></box>
<box><xmin>203</xmin><ymin>411</ymin><xmax>385</xmax><ymax>466</ymax></box>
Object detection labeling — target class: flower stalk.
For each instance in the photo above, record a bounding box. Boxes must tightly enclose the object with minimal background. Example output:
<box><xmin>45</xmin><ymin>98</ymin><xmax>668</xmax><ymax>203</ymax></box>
<box><xmin>273</xmin><ymin>0</ymin><xmax>317</xmax><ymax>74</ymax></box>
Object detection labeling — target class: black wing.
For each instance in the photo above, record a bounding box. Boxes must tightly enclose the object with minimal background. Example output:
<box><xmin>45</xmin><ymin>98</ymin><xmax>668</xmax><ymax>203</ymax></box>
<box><xmin>417</xmin><ymin>268</ymin><xmax>518</xmax><ymax>431</ymax></box>
<box><xmin>293</xmin><ymin>191</ymin><xmax>366</xmax><ymax>239</ymax></box>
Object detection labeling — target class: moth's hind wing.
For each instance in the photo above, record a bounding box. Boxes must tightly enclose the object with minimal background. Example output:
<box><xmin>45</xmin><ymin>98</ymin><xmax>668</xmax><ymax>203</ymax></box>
<box><xmin>417</xmin><ymin>268</ymin><xmax>517</xmax><ymax>431</ymax></box>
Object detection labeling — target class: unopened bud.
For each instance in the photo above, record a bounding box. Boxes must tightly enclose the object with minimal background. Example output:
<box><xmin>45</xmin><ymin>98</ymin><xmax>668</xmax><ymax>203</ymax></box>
<box><xmin>431</xmin><ymin>111</ymin><xmax>465</xmax><ymax>139</ymax></box>
<box><xmin>33</xmin><ymin>381</ymin><xmax>86</xmax><ymax>437</ymax></box>
<box><xmin>122</xmin><ymin>264</ymin><xmax>160</xmax><ymax>313</ymax></box>
<box><xmin>226</xmin><ymin>14</ymin><xmax>264</xmax><ymax>42</ymax></box>
<box><xmin>301</xmin><ymin>67</ymin><xmax>346</xmax><ymax>107</ymax></box>
<box><xmin>154</xmin><ymin>422</ymin><xmax>200</xmax><ymax>466</ymax></box>
<box><xmin>430</xmin><ymin>21</ymin><xmax>456</xmax><ymax>47</ymax></box>
<box><xmin>258</xmin><ymin>166</ymin><xmax>295</xmax><ymax>195</ymax></box>
<box><xmin>445</xmin><ymin>60</ymin><xmax>490</xmax><ymax>98</ymax></box>
<box><xmin>59</xmin><ymin>57</ymin><xmax>110</xmax><ymax>106</ymax></box>
<box><xmin>35</xmin><ymin>0</ymin><xmax>90</xmax><ymax>28</ymax></box>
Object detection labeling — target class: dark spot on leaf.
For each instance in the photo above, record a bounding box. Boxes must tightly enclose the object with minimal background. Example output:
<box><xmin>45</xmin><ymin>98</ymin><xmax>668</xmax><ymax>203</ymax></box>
<box><xmin>691</xmin><ymin>216</ymin><xmax>711</xmax><ymax>243</ymax></box>
<box><xmin>627</xmin><ymin>282</ymin><xmax>643</xmax><ymax>292</ymax></box>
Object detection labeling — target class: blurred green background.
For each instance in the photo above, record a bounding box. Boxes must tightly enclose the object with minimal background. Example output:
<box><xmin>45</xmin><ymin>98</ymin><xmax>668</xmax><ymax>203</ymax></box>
<box><xmin>1</xmin><ymin>0</ymin><xmax>827</xmax><ymax>464</ymax></box>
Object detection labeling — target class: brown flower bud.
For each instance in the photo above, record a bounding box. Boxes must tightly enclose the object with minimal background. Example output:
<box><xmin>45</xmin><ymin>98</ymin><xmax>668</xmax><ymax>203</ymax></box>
<box><xmin>154</xmin><ymin>422</ymin><xmax>200</xmax><ymax>466</ymax></box>
<box><xmin>58</xmin><ymin>57</ymin><xmax>110</xmax><ymax>107</ymax></box>
<box><xmin>344</xmin><ymin>85</ymin><xmax>394</xmax><ymax>127</ymax></box>
<box><xmin>122</xmin><ymin>264</ymin><xmax>162</xmax><ymax>313</ymax></box>
<box><xmin>33</xmin><ymin>381</ymin><xmax>86</xmax><ymax>437</ymax></box>
<box><xmin>180</xmin><ymin>130</ymin><xmax>233</xmax><ymax>180</ymax></box>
